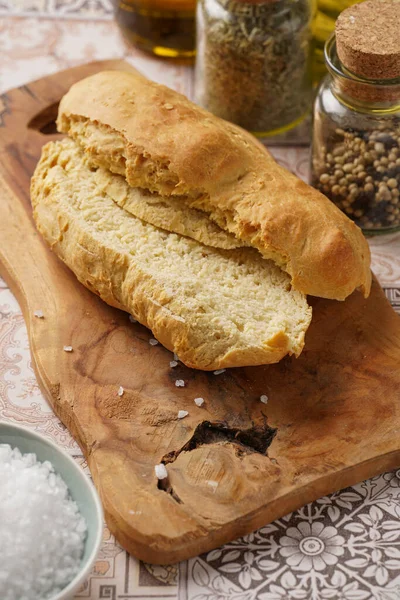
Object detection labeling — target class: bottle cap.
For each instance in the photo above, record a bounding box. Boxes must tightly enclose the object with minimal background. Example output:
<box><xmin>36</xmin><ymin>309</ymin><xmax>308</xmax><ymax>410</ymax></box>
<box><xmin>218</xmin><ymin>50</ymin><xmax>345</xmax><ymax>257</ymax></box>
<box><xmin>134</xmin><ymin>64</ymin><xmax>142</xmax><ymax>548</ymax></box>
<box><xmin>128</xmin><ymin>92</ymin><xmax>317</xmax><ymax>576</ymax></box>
<box><xmin>335</xmin><ymin>0</ymin><xmax>400</xmax><ymax>80</ymax></box>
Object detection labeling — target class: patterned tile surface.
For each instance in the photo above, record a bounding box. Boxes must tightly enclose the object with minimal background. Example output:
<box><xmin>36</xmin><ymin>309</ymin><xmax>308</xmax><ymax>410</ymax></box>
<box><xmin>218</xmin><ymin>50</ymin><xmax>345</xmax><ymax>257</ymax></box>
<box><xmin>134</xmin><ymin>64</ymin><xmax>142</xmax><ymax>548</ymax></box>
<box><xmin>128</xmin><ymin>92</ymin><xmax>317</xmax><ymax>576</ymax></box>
<box><xmin>0</xmin><ymin>0</ymin><xmax>113</xmax><ymax>19</ymax></box>
<box><xmin>1</xmin><ymin>3</ymin><xmax>400</xmax><ymax>599</ymax></box>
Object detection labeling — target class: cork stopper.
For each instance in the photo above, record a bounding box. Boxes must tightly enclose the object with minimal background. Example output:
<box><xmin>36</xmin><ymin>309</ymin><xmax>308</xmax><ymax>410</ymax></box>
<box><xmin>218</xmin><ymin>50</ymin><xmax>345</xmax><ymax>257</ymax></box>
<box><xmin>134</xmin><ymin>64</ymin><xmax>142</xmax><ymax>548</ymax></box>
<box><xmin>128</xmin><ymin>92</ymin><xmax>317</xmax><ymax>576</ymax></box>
<box><xmin>336</xmin><ymin>0</ymin><xmax>400</xmax><ymax>80</ymax></box>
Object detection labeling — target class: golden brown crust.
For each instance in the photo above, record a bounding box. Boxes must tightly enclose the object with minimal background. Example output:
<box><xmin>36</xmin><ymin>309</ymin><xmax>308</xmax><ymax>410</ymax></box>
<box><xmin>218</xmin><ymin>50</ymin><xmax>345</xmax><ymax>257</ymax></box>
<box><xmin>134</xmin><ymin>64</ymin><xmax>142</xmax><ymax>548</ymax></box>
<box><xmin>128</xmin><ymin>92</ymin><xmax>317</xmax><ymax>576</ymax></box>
<box><xmin>58</xmin><ymin>70</ymin><xmax>371</xmax><ymax>301</ymax></box>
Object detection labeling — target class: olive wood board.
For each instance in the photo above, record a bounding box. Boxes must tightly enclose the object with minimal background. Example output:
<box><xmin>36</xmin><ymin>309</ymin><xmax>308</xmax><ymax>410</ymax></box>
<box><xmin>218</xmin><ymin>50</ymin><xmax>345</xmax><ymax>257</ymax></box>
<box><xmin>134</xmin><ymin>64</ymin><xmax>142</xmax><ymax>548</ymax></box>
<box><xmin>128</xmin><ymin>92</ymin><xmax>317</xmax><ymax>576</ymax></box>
<box><xmin>1</xmin><ymin>61</ymin><xmax>400</xmax><ymax>565</ymax></box>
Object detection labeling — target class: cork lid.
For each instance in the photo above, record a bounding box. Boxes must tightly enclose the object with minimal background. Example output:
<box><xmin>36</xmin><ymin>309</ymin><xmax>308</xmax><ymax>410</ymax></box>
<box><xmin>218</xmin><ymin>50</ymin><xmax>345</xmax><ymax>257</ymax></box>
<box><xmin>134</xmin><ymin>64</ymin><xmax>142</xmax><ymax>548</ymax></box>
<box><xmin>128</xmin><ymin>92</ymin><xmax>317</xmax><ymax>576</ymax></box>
<box><xmin>335</xmin><ymin>0</ymin><xmax>400</xmax><ymax>80</ymax></box>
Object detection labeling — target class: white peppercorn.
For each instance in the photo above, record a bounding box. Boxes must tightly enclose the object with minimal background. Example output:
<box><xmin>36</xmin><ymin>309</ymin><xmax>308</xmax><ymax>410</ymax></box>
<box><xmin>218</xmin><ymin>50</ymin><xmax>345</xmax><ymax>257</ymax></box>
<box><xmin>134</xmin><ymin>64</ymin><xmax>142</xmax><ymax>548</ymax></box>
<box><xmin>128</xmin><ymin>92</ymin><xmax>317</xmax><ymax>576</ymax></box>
<box><xmin>312</xmin><ymin>126</ymin><xmax>400</xmax><ymax>231</ymax></box>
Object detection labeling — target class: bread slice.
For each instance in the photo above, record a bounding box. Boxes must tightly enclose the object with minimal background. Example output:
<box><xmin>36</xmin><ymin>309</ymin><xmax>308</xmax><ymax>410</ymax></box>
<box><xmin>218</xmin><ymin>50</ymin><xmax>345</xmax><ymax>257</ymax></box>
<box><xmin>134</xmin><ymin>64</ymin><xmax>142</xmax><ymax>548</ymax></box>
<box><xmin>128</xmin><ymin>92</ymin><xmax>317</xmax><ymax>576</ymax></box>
<box><xmin>31</xmin><ymin>139</ymin><xmax>312</xmax><ymax>371</ymax></box>
<box><xmin>92</xmin><ymin>167</ymin><xmax>244</xmax><ymax>250</ymax></box>
<box><xmin>57</xmin><ymin>70</ymin><xmax>371</xmax><ymax>301</ymax></box>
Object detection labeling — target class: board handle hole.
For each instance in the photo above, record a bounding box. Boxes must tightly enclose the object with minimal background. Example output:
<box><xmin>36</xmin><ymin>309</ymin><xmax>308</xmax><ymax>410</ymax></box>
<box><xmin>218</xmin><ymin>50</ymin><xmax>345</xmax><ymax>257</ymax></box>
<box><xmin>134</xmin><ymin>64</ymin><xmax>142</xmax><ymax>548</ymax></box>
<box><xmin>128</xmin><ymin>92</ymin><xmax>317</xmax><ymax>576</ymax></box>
<box><xmin>28</xmin><ymin>102</ymin><xmax>60</xmax><ymax>135</ymax></box>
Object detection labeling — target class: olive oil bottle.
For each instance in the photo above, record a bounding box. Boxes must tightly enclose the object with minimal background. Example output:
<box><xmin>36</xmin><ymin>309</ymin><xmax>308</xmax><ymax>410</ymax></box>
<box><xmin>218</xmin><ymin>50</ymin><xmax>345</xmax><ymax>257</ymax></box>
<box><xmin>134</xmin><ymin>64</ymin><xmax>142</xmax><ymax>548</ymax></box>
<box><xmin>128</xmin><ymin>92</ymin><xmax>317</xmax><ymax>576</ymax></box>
<box><xmin>313</xmin><ymin>0</ymin><xmax>361</xmax><ymax>82</ymax></box>
<box><xmin>114</xmin><ymin>0</ymin><xmax>196</xmax><ymax>59</ymax></box>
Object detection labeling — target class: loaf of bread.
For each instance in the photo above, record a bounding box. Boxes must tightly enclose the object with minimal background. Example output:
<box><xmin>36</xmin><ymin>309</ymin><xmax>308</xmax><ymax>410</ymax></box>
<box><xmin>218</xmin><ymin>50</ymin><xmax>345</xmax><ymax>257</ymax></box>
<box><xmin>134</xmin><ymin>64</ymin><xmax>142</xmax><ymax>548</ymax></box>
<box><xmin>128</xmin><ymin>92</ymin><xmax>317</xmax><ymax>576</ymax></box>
<box><xmin>31</xmin><ymin>139</ymin><xmax>312</xmax><ymax>370</ymax></box>
<box><xmin>57</xmin><ymin>70</ymin><xmax>371</xmax><ymax>301</ymax></box>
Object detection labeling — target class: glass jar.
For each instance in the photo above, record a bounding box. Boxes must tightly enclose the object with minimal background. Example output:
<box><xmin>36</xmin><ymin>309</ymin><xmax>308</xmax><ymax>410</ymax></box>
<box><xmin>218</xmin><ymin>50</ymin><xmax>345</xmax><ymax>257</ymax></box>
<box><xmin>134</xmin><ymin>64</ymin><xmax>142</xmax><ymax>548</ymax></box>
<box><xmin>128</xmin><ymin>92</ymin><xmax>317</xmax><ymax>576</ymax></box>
<box><xmin>195</xmin><ymin>0</ymin><xmax>316</xmax><ymax>137</ymax></box>
<box><xmin>114</xmin><ymin>0</ymin><xmax>195</xmax><ymax>58</ymax></box>
<box><xmin>311</xmin><ymin>36</ymin><xmax>400</xmax><ymax>233</ymax></box>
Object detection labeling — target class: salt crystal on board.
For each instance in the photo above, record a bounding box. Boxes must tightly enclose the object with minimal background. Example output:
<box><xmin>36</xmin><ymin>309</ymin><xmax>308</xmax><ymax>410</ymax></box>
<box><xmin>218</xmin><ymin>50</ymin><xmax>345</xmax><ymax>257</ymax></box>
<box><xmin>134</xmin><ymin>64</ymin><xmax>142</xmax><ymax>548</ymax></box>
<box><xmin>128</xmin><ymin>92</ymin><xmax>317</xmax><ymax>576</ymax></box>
<box><xmin>207</xmin><ymin>480</ymin><xmax>219</xmax><ymax>490</ymax></box>
<box><xmin>154</xmin><ymin>464</ymin><xmax>168</xmax><ymax>479</ymax></box>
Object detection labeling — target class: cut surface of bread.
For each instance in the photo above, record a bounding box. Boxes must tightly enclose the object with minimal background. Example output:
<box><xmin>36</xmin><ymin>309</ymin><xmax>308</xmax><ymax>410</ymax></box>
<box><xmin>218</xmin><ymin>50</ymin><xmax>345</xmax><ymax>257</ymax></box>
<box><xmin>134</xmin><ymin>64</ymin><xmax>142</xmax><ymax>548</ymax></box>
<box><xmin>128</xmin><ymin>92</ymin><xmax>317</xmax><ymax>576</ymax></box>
<box><xmin>31</xmin><ymin>139</ymin><xmax>312</xmax><ymax>371</ymax></box>
<box><xmin>58</xmin><ymin>70</ymin><xmax>372</xmax><ymax>301</ymax></box>
<box><xmin>92</xmin><ymin>166</ymin><xmax>245</xmax><ymax>250</ymax></box>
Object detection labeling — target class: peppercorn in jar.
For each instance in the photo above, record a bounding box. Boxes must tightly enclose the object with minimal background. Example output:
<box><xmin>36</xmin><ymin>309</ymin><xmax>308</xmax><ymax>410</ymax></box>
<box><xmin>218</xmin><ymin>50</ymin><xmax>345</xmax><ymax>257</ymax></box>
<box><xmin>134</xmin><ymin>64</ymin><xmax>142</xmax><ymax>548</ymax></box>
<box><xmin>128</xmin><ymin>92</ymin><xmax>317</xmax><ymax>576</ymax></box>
<box><xmin>311</xmin><ymin>0</ymin><xmax>400</xmax><ymax>233</ymax></box>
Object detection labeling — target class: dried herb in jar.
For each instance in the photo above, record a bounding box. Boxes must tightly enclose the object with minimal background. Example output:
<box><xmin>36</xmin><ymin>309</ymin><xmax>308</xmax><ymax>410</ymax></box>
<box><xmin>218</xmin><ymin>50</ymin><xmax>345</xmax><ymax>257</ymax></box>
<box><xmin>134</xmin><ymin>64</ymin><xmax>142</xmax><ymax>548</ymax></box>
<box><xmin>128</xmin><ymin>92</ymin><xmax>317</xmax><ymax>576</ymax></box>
<box><xmin>195</xmin><ymin>0</ymin><xmax>315</xmax><ymax>135</ymax></box>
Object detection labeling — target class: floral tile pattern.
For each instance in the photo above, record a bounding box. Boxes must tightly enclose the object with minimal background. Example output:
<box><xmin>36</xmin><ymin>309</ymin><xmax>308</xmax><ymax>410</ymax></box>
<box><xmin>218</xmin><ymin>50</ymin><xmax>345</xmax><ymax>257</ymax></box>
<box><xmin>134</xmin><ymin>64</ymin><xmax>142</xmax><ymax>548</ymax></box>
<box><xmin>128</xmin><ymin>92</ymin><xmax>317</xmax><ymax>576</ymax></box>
<box><xmin>0</xmin><ymin>16</ymin><xmax>194</xmax><ymax>97</ymax></box>
<box><xmin>180</xmin><ymin>474</ymin><xmax>400</xmax><ymax>600</ymax></box>
<box><xmin>1</xmin><ymin>2</ymin><xmax>400</xmax><ymax>599</ymax></box>
<box><xmin>0</xmin><ymin>0</ymin><xmax>113</xmax><ymax>19</ymax></box>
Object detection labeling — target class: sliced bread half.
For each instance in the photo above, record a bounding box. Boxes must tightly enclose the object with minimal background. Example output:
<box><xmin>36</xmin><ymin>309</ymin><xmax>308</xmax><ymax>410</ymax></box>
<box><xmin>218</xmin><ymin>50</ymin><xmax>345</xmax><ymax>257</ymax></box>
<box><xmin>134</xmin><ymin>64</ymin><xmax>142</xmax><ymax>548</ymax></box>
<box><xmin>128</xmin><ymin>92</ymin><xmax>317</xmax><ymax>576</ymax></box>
<box><xmin>31</xmin><ymin>138</ymin><xmax>312</xmax><ymax>371</ymax></box>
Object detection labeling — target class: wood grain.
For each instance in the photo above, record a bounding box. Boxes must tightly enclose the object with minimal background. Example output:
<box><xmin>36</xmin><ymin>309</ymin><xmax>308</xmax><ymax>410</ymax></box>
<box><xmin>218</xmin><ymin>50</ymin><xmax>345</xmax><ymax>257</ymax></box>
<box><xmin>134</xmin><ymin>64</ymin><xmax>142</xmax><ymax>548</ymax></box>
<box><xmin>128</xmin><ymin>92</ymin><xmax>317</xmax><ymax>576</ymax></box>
<box><xmin>1</xmin><ymin>61</ymin><xmax>400</xmax><ymax>564</ymax></box>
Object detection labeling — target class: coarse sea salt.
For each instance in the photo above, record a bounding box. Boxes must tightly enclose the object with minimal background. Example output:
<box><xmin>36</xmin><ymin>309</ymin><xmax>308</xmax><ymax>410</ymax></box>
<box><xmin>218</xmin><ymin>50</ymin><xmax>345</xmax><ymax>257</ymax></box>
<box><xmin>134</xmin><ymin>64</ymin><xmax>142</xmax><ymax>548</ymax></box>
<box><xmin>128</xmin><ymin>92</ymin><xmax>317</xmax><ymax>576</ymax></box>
<box><xmin>194</xmin><ymin>397</ymin><xmax>205</xmax><ymax>407</ymax></box>
<box><xmin>0</xmin><ymin>444</ymin><xmax>87</xmax><ymax>600</ymax></box>
<box><xmin>154</xmin><ymin>463</ymin><xmax>168</xmax><ymax>480</ymax></box>
<box><xmin>260</xmin><ymin>394</ymin><xmax>268</xmax><ymax>404</ymax></box>
<box><xmin>207</xmin><ymin>480</ymin><xmax>219</xmax><ymax>490</ymax></box>
<box><xmin>175</xmin><ymin>379</ymin><xmax>185</xmax><ymax>387</ymax></box>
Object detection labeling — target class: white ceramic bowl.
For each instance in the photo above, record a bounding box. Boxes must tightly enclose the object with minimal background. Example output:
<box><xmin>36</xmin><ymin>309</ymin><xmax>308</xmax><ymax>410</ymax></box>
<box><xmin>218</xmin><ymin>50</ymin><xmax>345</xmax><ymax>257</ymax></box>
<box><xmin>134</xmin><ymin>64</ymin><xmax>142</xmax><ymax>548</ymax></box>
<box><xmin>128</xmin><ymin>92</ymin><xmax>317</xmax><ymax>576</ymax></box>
<box><xmin>0</xmin><ymin>422</ymin><xmax>104</xmax><ymax>600</ymax></box>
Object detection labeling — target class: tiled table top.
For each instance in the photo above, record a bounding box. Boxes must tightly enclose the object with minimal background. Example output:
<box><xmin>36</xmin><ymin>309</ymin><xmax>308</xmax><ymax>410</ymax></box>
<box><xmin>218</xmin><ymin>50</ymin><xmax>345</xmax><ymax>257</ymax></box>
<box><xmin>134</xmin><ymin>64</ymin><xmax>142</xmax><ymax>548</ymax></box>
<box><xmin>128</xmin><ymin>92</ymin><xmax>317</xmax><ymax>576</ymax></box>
<box><xmin>1</xmin><ymin>3</ymin><xmax>400</xmax><ymax>598</ymax></box>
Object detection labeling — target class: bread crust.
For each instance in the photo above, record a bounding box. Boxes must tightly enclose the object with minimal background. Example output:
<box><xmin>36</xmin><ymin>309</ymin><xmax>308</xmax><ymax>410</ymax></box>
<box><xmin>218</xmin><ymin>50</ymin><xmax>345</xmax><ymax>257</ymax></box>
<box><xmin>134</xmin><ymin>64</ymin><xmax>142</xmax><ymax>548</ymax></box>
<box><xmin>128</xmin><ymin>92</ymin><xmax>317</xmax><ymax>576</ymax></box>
<box><xmin>58</xmin><ymin>70</ymin><xmax>371</xmax><ymax>301</ymax></box>
<box><xmin>31</xmin><ymin>140</ymin><xmax>312</xmax><ymax>371</ymax></box>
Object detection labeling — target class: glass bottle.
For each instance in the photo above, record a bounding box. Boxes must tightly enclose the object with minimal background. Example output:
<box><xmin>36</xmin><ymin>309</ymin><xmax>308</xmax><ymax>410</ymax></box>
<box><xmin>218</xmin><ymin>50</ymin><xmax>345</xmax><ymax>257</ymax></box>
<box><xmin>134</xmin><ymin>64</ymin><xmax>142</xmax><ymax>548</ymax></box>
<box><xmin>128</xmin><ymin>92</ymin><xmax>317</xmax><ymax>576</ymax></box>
<box><xmin>195</xmin><ymin>0</ymin><xmax>316</xmax><ymax>137</ymax></box>
<box><xmin>312</xmin><ymin>0</ymin><xmax>361</xmax><ymax>84</ymax></box>
<box><xmin>311</xmin><ymin>30</ymin><xmax>400</xmax><ymax>233</ymax></box>
<box><xmin>114</xmin><ymin>0</ymin><xmax>196</xmax><ymax>58</ymax></box>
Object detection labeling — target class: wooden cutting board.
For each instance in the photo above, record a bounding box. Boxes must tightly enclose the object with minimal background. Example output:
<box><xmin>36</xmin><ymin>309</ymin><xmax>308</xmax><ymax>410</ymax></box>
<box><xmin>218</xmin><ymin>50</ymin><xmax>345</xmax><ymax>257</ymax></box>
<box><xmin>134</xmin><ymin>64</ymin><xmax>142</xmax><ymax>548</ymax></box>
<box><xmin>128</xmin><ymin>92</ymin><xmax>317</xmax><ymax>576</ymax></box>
<box><xmin>1</xmin><ymin>60</ymin><xmax>400</xmax><ymax>565</ymax></box>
